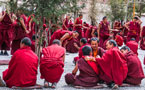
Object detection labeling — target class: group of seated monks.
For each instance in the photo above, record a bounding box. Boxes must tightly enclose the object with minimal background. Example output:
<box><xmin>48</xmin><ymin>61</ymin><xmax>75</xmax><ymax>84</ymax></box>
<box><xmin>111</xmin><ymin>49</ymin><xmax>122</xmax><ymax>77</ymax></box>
<box><xmin>0</xmin><ymin>36</ymin><xmax>144</xmax><ymax>89</ymax></box>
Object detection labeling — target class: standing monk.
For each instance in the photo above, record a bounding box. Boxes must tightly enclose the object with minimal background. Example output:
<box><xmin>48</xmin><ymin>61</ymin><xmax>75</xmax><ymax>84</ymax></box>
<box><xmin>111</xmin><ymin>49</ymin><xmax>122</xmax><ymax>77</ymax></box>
<box><xmin>11</xmin><ymin>10</ymin><xmax>28</xmax><ymax>54</ymax></box>
<box><xmin>62</xmin><ymin>15</ymin><xmax>70</xmax><ymax>30</ymax></box>
<box><xmin>73</xmin><ymin>14</ymin><xmax>83</xmax><ymax>40</ymax></box>
<box><xmin>0</xmin><ymin>12</ymin><xmax>13</xmax><ymax>55</ymax></box>
<box><xmin>2</xmin><ymin>37</ymin><xmax>38</xmax><ymax>88</ymax></box>
<box><xmin>98</xmin><ymin>16</ymin><xmax>110</xmax><ymax>48</ymax></box>
<box><xmin>120</xmin><ymin>46</ymin><xmax>144</xmax><ymax>85</ymax></box>
<box><xmin>125</xmin><ymin>16</ymin><xmax>142</xmax><ymax>43</ymax></box>
<box><xmin>40</xmin><ymin>39</ymin><xmax>65</xmax><ymax>88</ymax></box>
<box><xmin>140</xmin><ymin>26</ymin><xmax>145</xmax><ymax>50</ymax></box>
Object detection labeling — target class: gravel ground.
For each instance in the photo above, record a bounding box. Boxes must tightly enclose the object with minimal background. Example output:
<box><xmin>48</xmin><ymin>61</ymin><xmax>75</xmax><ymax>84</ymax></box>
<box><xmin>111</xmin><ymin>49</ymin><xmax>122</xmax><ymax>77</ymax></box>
<box><xmin>0</xmin><ymin>49</ymin><xmax>145</xmax><ymax>90</ymax></box>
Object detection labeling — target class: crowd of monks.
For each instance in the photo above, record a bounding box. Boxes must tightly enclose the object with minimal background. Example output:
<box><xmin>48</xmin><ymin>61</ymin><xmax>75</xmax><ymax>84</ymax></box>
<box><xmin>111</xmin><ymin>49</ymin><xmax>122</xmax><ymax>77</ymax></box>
<box><xmin>0</xmin><ymin>11</ymin><xmax>145</xmax><ymax>89</ymax></box>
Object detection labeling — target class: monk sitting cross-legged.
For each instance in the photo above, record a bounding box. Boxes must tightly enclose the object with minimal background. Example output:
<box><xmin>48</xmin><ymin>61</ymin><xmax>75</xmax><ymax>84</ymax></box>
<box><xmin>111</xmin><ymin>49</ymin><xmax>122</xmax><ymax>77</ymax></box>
<box><xmin>65</xmin><ymin>46</ymin><xmax>103</xmax><ymax>89</ymax></box>
<box><xmin>1</xmin><ymin>37</ymin><xmax>38</xmax><ymax>88</ymax></box>
<box><xmin>40</xmin><ymin>39</ymin><xmax>66</xmax><ymax>88</ymax></box>
<box><xmin>120</xmin><ymin>46</ymin><xmax>144</xmax><ymax>86</ymax></box>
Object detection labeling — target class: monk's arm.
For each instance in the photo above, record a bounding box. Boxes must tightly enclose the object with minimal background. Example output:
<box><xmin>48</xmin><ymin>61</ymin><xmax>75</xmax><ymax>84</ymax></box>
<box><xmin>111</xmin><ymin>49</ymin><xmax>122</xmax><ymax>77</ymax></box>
<box><xmin>108</xmin><ymin>25</ymin><xmax>111</xmax><ymax>33</ymax></box>
<box><xmin>63</xmin><ymin>19</ymin><xmax>68</xmax><ymax>30</ymax></box>
<box><xmin>72</xmin><ymin>64</ymin><xmax>78</xmax><ymax>75</ymax></box>
<box><xmin>140</xmin><ymin>27</ymin><xmax>143</xmax><ymax>38</ymax></box>
<box><xmin>20</xmin><ymin>18</ymin><xmax>29</xmax><ymax>34</ymax></box>
<box><xmin>0</xmin><ymin>12</ymin><xmax>6</xmax><ymax>22</ymax></box>
<box><xmin>60</xmin><ymin>33</ymin><xmax>70</xmax><ymax>43</ymax></box>
<box><xmin>97</xmin><ymin>24</ymin><xmax>101</xmax><ymax>38</ymax></box>
<box><xmin>74</xmin><ymin>43</ymin><xmax>80</xmax><ymax>50</ymax></box>
<box><xmin>91</xmin><ymin>28</ymin><xmax>95</xmax><ymax>37</ymax></box>
<box><xmin>125</xmin><ymin>22</ymin><xmax>130</xmax><ymax>30</ymax></box>
<box><xmin>28</xmin><ymin>18</ymin><xmax>33</xmax><ymax>33</ymax></box>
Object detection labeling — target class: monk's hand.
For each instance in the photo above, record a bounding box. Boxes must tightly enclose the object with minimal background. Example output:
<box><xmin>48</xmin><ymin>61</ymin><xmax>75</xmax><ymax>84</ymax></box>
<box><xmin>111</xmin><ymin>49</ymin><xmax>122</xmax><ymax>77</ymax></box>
<box><xmin>74</xmin><ymin>43</ymin><xmax>78</xmax><ymax>48</ymax></box>
<box><xmin>96</xmin><ymin>55</ymin><xmax>100</xmax><ymax>58</ymax></box>
<box><xmin>85</xmin><ymin>56</ymin><xmax>96</xmax><ymax>62</ymax></box>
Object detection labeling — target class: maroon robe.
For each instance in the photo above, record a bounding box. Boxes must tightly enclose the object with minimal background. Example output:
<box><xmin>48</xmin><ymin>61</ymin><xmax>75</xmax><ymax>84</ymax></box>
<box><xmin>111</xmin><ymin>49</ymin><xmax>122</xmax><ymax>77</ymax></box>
<box><xmin>99</xmin><ymin>21</ymin><xmax>110</xmax><ymax>48</ymax></box>
<box><xmin>124</xmin><ymin>51</ymin><xmax>144</xmax><ymax>85</ymax></box>
<box><xmin>40</xmin><ymin>44</ymin><xmax>65</xmax><ymax>83</ymax></box>
<box><xmin>65</xmin><ymin>57</ymin><xmax>99</xmax><ymax>87</ymax></box>
<box><xmin>62</xmin><ymin>18</ymin><xmax>69</xmax><ymax>30</ymax></box>
<box><xmin>126</xmin><ymin>41</ymin><xmax>138</xmax><ymax>55</ymax></box>
<box><xmin>66</xmin><ymin>38</ymin><xmax>80</xmax><ymax>53</ymax></box>
<box><xmin>49</xmin><ymin>29</ymin><xmax>73</xmax><ymax>45</ymax></box>
<box><xmin>68</xmin><ymin>20</ymin><xmax>73</xmax><ymax>31</ymax></box>
<box><xmin>96</xmin><ymin>47</ymin><xmax>128</xmax><ymax>85</ymax></box>
<box><xmin>0</xmin><ymin>13</ymin><xmax>13</xmax><ymax>50</ymax></box>
<box><xmin>31</xmin><ymin>41</ymin><xmax>35</xmax><ymax>52</ymax></box>
<box><xmin>127</xmin><ymin>21</ymin><xmax>140</xmax><ymax>43</ymax></box>
<box><xmin>74</xmin><ymin>17</ymin><xmax>83</xmax><ymax>40</ymax></box>
<box><xmin>83</xmin><ymin>23</ymin><xmax>89</xmax><ymax>36</ymax></box>
<box><xmin>3</xmin><ymin>46</ymin><xmax>38</xmax><ymax>88</ymax></box>
<box><xmin>11</xmin><ymin>17</ymin><xmax>27</xmax><ymax>55</ymax></box>
<box><xmin>140</xmin><ymin>26</ymin><xmax>145</xmax><ymax>50</ymax></box>
<box><xmin>85</xmin><ymin>26</ymin><xmax>97</xmax><ymax>39</ymax></box>
<box><xmin>115</xmin><ymin>35</ymin><xmax>123</xmax><ymax>46</ymax></box>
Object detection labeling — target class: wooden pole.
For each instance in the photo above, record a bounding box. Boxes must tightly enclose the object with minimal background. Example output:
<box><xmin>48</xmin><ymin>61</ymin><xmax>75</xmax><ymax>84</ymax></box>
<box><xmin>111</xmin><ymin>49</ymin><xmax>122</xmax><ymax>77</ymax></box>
<box><xmin>133</xmin><ymin>0</ymin><xmax>135</xmax><ymax>18</ymax></box>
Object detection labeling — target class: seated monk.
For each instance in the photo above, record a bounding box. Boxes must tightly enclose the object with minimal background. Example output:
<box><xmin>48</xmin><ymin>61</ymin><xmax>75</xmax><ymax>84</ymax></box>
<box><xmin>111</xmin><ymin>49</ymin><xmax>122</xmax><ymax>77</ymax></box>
<box><xmin>140</xmin><ymin>37</ymin><xmax>145</xmax><ymax>50</ymax></box>
<box><xmin>87</xmin><ymin>40</ymin><xmax>128</xmax><ymax>89</ymax></box>
<box><xmin>1</xmin><ymin>37</ymin><xmax>38</xmax><ymax>88</ymax></box>
<box><xmin>91</xmin><ymin>37</ymin><xmax>105</xmax><ymax>58</ymax></box>
<box><xmin>49</xmin><ymin>29</ymin><xmax>79</xmax><ymax>46</ymax></box>
<box><xmin>40</xmin><ymin>39</ymin><xmax>66</xmax><ymax>88</ymax></box>
<box><xmin>65</xmin><ymin>46</ymin><xmax>103</xmax><ymax>88</ymax></box>
<box><xmin>120</xmin><ymin>46</ymin><xmax>144</xmax><ymax>85</ymax></box>
<box><xmin>115</xmin><ymin>33</ymin><xmax>123</xmax><ymax>47</ymax></box>
<box><xmin>74</xmin><ymin>38</ymin><xmax>89</xmax><ymax>63</ymax></box>
<box><xmin>126</xmin><ymin>38</ymin><xmax>138</xmax><ymax>55</ymax></box>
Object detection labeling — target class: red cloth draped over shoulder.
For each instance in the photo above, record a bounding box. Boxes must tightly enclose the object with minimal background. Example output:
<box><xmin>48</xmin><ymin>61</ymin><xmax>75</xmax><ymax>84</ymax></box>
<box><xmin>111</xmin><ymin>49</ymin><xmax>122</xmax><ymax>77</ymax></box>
<box><xmin>3</xmin><ymin>47</ymin><xmax>38</xmax><ymax>88</ymax></box>
<box><xmin>40</xmin><ymin>44</ymin><xmax>65</xmax><ymax>83</ymax></box>
<box><xmin>115</xmin><ymin>35</ymin><xmax>123</xmax><ymax>46</ymax></box>
<box><xmin>126</xmin><ymin>41</ymin><xmax>138</xmax><ymax>55</ymax></box>
<box><xmin>96</xmin><ymin>47</ymin><xmax>128</xmax><ymax>85</ymax></box>
<box><xmin>49</xmin><ymin>29</ymin><xmax>73</xmax><ymax>45</ymax></box>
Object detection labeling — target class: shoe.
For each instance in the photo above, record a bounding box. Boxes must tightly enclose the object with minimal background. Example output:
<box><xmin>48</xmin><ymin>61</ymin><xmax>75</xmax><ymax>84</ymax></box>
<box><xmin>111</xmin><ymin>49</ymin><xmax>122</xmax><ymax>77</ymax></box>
<box><xmin>0</xmin><ymin>51</ymin><xmax>3</xmax><ymax>55</ymax></box>
<box><xmin>4</xmin><ymin>51</ymin><xmax>9</xmax><ymax>56</ymax></box>
<box><xmin>108</xmin><ymin>82</ymin><xmax>119</xmax><ymax>89</ymax></box>
<box><xmin>0</xmin><ymin>76</ymin><xmax>5</xmax><ymax>87</ymax></box>
<box><xmin>44</xmin><ymin>80</ymin><xmax>50</xmax><ymax>88</ymax></box>
<box><xmin>51</xmin><ymin>82</ymin><xmax>57</xmax><ymax>88</ymax></box>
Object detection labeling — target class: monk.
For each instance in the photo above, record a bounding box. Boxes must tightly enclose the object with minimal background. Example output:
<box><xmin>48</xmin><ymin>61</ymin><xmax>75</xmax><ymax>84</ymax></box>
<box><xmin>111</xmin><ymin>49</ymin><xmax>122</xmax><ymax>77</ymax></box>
<box><xmin>65</xmin><ymin>46</ymin><xmax>103</xmax><ymax>88</ymax></box>
<box><xmin>49</xmin><ymin>29</ymin><xmax>79</xmax><ymax>46</ymax></box>
<box><xmin>140</xmin><ymin>26</ymin><xmax>145</xmax><ymax>50</ymax></box>
<box><xmin>2</xmin><ymin>37</ymin><xmax>38</xmax><ymax>88</ymax></box>
<box><xmin>120</xmin><ymin>46</ymin><xmax>144</xmax><ymax>85</ymax></box>
<box><xmin>125</xmin><ymin>16</ymin><xmax>142</xmax><ymax>43</ymax></box>
<box><xmin>83</xmin><ymin>22</ymin><xmax>89</xmax><ymax>35</ymax></box>
<box><xmin>87</xmin><ymin>40</ymin><xmax>128</xmax><ymax>89</ymax></box>
<box><xmin>62</xmin><ymin>15</ymin><xmax>70</xmax><ymax>30</ymax></box>
<box><xmin>74</xmin><ymin>38</ymin><xmax>89</xmax><ymax>64</ymax></box>
<box><xmin>115</xmin><ymin>33</ymin><xmax>123</xmax><ymax>46</ymax></box>
<box><xmin>98</xmin><ymin>16</ymin><xmax>110</xmax><ymax>48</ymax></box>
<box><xmin>11</xmin><ymin>10</ymin><xmax>28</xmax><ymax>55</ymax></box>
<box><xmin>85</xmin><ymin>24</ymin><xmax>97</xmax><ymax>39</ymax></box>
<box><xmin>91</xmin><ymin>37</ymin><xmax>105</xmax><ymax>58</ymax></box>
<box><xmin>40</xmin><ymin>39</ymin><xmax>65</xmax><ymax>88</ymax></box>
<box><xmin>126</xmin><ymin>38</ymin><xmax>138</xmax><ymax>55</ymax></box>
<box><xmin>68</xmin><ymin>20</ymin><xmax>73</xmax><ymax>31</ymax></box>
<box><xmin>113</xmin><ymin>20</ymin><xmax>122</xmax><ymax>38</ymax></box>
<box><xmin>0</xmin><ymin>12</ymin><xmax>13</xmax><ymax>55</ymax></box>
<box><xmin>73</xmin><ymin>14</ymin><xmax>83</xmax><ymax>40</ymax></box>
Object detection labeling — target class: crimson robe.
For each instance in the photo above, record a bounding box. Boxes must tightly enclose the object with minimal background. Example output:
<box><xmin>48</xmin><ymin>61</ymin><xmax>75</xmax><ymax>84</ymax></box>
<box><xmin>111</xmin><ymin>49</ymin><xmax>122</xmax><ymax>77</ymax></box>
<box><xmin>3</xmin><ymin>47</ymin><xmax>38</xmax><ymax>88</ymax></box>
<box><xmin>140</xmin><ymin>38</ymin><xmax>145</xmax><ymax>50</ymax></box>
<box><xmin>99</xmin><ymin>21</ymin><xmax>110</xmax><ymax>48</ymax></box>
<box><xmin>126</xmin><ymin>41</ymin><xmax>138</xmax><ymax>55</ymax></box>
<box><xmin>127</xmin><ymin>21</ymin><xmax>140</xmax><ymax>43</ymax></box>
<box><xmin>0</xmin><ymin>13</ymin><xmax>13</xmax><ymax>50</ymax></box>
<box><xmin>40</xmin><ymin>44</ymin><xmax>65</xmax><ymax>83</ymax></box>
<box><xmin>11</xmin><ymin>17</ymin><xmax>27</xmax><ymax>55</ymax></box>
<box><xmin>96</xmin><ymin>47</ymin><xmax>128</xmax><ymax>85</ymax></box>
<box><xmin>49</xmin><ymin>29</ymin><xmax>73</xmax><ymax>45</ymax></box>
<box><xmin>83</xmin><ymin>23</ymin><xmax>89</xmax><ymax>35</ymax></box>
<box><xmin>115</xmin><ymin>35</ymin><xmax>123</xmax><ymax>46</ymax></box>
<box><xmin>123</xmin><ymin>51</ymin><xmax>144</xmax><ymax>85</ymax></box>
<box><xmin>68</xmin><ymin>20</ymin><xmax>73</xmax><ymax>31</ymax></box>
<box><xmin>74</xmin><ymin>17</ymin><xmax>83</xmax><ymax>40</ymax></box>
<box><xmin>62</xmin><ymin>18</ymin><xmax>69</xmax><ymax>30</ymax></box>
<box><xmin>85</xmin><ymin>26</ymin><xmax>97</xmax><ymax>39</ymax></box>
<box><xmin>66</xmin><ymin>38</ymin><xmax>80</xmax><ymax>53</ymax></box>
<box><xmin>65</xmin><ymin>58</ymin><xmax>99</xmax><ymax>87</ymax></box>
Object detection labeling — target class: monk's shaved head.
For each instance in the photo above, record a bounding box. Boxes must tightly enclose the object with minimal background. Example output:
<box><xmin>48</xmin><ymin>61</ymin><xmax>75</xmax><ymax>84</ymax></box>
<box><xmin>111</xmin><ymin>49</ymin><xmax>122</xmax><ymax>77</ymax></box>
<box><xmin>120</xmin><ymin>46</ymin><xmax>130</xmax><ymax>54</ymax></box>
<box><xmin>21</xmin><ymin>37</ymin><xmax>32</xmax><ymax>46</ymax></box>
<box><xmin>52</xmin><ymin>39</ymin><xmax>61</xmax><ymax>45</ymax></box>
<box><xmin>82</xmin><ymin>46</ymin><xmax>92</xmax><ymax>56</ymax></box>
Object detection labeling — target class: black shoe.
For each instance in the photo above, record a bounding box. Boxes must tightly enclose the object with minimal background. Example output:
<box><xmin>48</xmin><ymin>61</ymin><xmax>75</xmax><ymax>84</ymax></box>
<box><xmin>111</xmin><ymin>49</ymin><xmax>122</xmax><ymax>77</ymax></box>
<box><xmin>0</xmin><ymin>51</ymin><xmax>3</xmax><ymax>55</ymax></box>
<box><xmin>51</xmin><ymin>83</ymin><xmax>57</xmax><ymax>88</ymax></box>
<box><xmin>108</xmin><ymin>82</ymin><xmax>118</xmax><ymax>89</ymax></box>
<box><xmin>4</xmin><ymin>51</ymin><xmax>9</xmax><ymax>56</ymax></box>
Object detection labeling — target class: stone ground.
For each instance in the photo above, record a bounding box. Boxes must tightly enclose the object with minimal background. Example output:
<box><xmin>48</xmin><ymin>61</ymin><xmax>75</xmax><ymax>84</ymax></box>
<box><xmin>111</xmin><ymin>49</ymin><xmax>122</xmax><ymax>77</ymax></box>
<box><xmin>0</xmin><ymin>49</ymin><xmax>145</xmax><ymax>90</ymax></box>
